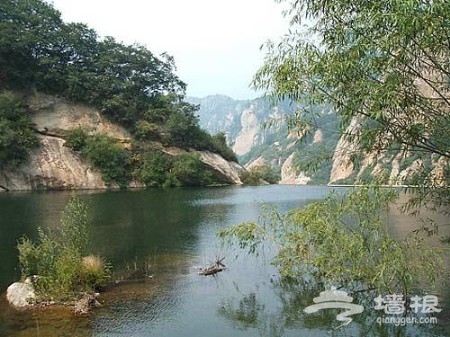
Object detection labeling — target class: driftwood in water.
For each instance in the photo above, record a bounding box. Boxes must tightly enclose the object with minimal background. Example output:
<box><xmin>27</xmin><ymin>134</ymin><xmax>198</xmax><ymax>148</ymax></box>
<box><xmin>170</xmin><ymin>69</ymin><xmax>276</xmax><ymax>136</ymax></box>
<box><xmin>199</xmin><ymin>257</ymin><xmax>226</xmax><ymax>276</ymax></box>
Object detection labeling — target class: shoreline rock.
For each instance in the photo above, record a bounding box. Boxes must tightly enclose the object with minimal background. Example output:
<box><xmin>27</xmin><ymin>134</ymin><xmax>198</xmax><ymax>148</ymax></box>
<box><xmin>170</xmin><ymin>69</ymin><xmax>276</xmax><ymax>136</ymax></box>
<box><xmin>74</xmin><ymin>293</ymin><xmax>101</xmax><ymax>315</ymax></box>
<box><xmin>6</xmin><ymin>277</ymin><xmax>100</xmax><ymax>315</ymax></box>
<box><xmin>6</xmin><ymin>277</ymin><xmax>37</xmax><ymax>308</ymax></box>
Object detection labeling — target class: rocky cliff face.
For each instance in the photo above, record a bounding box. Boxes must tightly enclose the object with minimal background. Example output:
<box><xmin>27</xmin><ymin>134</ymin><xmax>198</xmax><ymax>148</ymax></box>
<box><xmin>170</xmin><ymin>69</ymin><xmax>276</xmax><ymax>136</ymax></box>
<box><xmin>233</xmin><ymin>104</ymin><xmax>263</xmax><ymax>156</ymax></box>
<box><xmin>329</xmin><ymin>116</ymin><xmax>361</xmax><ymax>183</ymax></box>
<box><xmin>279</xmin><ymin>153</ymin><xmax>311</xmax><ymax>185</ymax></box>
<box><xmin>0</xmin><ymin>135</ymin><xmax>107</xmax><ymax>190</ymax></box>
<box><xmin>193</xmin><ymin>95</ymin><xmax>339</xmax><ymax>185</ymax></box>
<box><xmin>161</xmin><ymin>146</ymin><xmax>244</xmax><ymax>185</ymax></box>
<box><xmin>0</xmin><ymin>94</ymin><xmax>244</xmax><ymax>191</ymax></box>
<box><xmin>329</xmin><ymin>116</ymin><xmax>449</xmax><ymax>186</ymax></box>
<box><xmin>0</xmin><ymin>94</ymin><xmax>128</xmax><ymax>190</ymax></box>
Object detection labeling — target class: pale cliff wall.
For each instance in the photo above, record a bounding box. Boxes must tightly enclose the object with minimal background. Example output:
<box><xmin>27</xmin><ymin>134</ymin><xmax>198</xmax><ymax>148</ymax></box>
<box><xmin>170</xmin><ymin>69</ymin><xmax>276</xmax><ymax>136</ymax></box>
<box><xmin>0</xmin><ymin>94</ymin><xmax>244</xmax><ymax>191</ymax></box>
<box><xmin>329</xmin><ymin>117</ymin><xmax>361</xmax><ymax>183</ymax></box>
<box><xmin>0</xmin><ymin>135</ymin><xmax>107</xmax><ymax>190</ymax></box>
<box><xmin>279</xmin><ymin>153</ymin><xmax>311</xmax><ymax>185</ymax></box>
<box><xmin>232</xmin><ymin>105</ymin><xmax>261</xmax><ymax>156</ymax></box>
<box><xmin>329</xmin><ymin>116</ymin><xmax>449</xmax><ymax>185</ymax></box>
<box><xmin>0</xmin><ymin>94</ymin><xmax>129</xmax><ymax>190</ymax></box>
<box><xmin>162</xmin><ymin>146</ymin><xmax>244</xmax><ymax>185</ymax></box>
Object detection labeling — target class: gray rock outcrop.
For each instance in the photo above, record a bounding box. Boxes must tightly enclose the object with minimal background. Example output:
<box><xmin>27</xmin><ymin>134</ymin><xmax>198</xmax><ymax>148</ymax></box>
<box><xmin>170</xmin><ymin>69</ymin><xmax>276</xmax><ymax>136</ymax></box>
<box><xmin>233</xmin><ymin>105</ymin><xmax>261</xmax><ymax>156</ymax></box>
<box><xmin>6</xmin><ymin>278</ymin><xmax>36</xmax><ymax>308</ymax></box>
<box><xmin>0</xmin><ymin>93</ymin><xmax>243</xmax><ymax>190</ymax></box>
<box><xmin>279</xmin><ymin>153</ymin><xmax>311</xmax><ymax>185</ymax></box>
<box><xmin>198</xmin><ymin>151</ymin><xmax>244</xmax><ymax>184</ymax></box>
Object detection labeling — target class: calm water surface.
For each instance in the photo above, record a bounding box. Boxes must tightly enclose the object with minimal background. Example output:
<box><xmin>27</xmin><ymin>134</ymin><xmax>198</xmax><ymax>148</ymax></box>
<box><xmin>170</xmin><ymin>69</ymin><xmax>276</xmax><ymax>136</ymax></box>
<box><xmin>0</xmin><ymin>185</ymin><xmax>448</xmax><ymax>337</ymax></box>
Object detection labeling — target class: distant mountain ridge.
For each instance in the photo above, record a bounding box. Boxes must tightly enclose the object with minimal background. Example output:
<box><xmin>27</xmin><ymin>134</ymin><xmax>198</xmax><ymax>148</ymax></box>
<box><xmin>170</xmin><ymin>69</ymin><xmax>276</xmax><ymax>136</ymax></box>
<box><xmin>187</xmin><ymin>95</ymin><xmax>339</xmax><ymax>184</ymax></box>
<box><xmin>189</xmin><ymin>95</ymin><xmax>447</xmax><ymax>186</ymax></box>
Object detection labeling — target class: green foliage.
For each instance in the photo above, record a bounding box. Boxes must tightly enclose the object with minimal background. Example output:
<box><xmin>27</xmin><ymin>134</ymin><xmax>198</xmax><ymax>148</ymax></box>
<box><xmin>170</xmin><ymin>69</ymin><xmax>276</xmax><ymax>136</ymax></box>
<box><xmin>135</xmin><ymin>120</ymin><xmax>160</xmax><ymax>141</ymax></box>
<box><xmin>136</xmin><ymin>149</ymin><xmax>213</xmax><ymax>188</ymax></box>
<box><xmin>159</xmin><ymin>102</ymin><xmax>238</xmax><ymax>161</ymax></box>
<box><xmin>64</xmin><ymin>131</ymin><xmax>131</xmax><ymax>187</ymax></box>
<box><xmin>219</xmin><ymin>187</ymin><xmax>442</xmax><ymax>295</ymax></box>
<box><xmin>0</xmin><ymin>0</ymin><xmax>64</xmax><ymax>90</ymax></box>
<box><xmin>136</xmin><ymin>150</ymin><xmax>173</xmax><ymax>187</ymax></box>
<box><xmin>64</xmin><ymin>126</ymin><xmax>88</xmax><ymax>152</ymax></box>
<box><xmin>0</xmin><ymin>0</ymin><xmax>238</xmax><ymax>171</ymax></box>
<box><xmin>17</xmin><ymin>195</ymin><xmax>110</xmax><ymax>301</ymax></box>
<box><xmin>80</xmin><ymin>255</ymin><xmax>110</xmax><ymax>289</ymax></box>
<box><xmin>60</xmin><ymin>193</ymin><xmax>89</xmax><ymax>255</ymax></box>
<box><xmin>210</xmin><ymin>132</ymin><xmax>238</xmax><ymax>162</ymax></box>
<box><xmin>64</xmin><ymin>129</ymin><xmax>233</xmax><ymax>189</ymax></box>
<box><xmin>240</xmin><ymin>165</ymin><xmax>280</xmax><ymax>185</ymax></box>
<box><xmin>164</xmin><ymin>106</ymin><xmax>203</xmax><ymax>147</ymax></box>
<box><xmin>18</xmin><ymin>229</ymin><xmax>56</xmax><ymax>279</ymax></box>
<box><xmin>0</xmin><ymin>91</ymin><xmax>38</xmax><ymax>169</ymax></box>
<box><xmin>170</xmin><ymin>153</ymin><xmax>213</xmax><ymax>187</ymax></box>
<box><xmin>253</xmin><ymin>0</ymin><xmax>450</xmax><ymax>204</ymax></box>
<box><xmin>82</xmin><ymin>134</ymin><xmax>131</xmax><ymax>187</ymax></box>
<box><xmin>0</xmin><ymin>0</ymin><xmax>185</xmax><ymax>127</ymax></box>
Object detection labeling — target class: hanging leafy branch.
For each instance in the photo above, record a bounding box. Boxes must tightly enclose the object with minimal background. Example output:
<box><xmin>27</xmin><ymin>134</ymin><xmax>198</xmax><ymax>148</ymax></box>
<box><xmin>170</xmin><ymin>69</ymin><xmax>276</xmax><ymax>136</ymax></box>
<box><xmin>219</xmin><ymin>187</ymin><xmax>443</xmax><ymax>295</ymax></box>
<box><xmin>253</xmin><ymin>0</ymin><xmax>450</xmax><ymax>208</ymax></box>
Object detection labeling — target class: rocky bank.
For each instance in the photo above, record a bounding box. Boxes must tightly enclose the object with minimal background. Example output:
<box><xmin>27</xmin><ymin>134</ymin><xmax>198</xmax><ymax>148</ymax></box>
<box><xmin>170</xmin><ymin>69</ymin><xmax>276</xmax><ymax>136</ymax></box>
<box><xmin>0</xmin><ymin>94</ymin><xmax>244</xmax><ymax>191</ymax></box>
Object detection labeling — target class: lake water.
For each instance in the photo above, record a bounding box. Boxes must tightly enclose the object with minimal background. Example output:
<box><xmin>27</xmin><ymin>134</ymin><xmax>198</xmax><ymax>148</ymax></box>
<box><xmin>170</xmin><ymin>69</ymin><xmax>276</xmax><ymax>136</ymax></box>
<box><xmin>0</xmin><ymin>185</ymin><xmax>449</xmax><ymax>337</ymax></box>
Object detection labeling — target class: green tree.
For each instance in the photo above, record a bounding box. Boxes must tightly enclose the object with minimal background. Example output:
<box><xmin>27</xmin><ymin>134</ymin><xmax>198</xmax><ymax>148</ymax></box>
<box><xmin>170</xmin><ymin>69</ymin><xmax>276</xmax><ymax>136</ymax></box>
<box><xmin>221</xmin><ymin>0</ymin><xmax>449</xmax><ymax>293</ymax></box>
<box><xmin>210</xmin><ymin>132</ymin><xmax>238</xmax><ymax>162</ymax></box>
<box><xmin>0</xmin><ymin>0</ymin><xmax>241</xmax><ymax>181</ymax></box>
<box><xmin>164</xmin><ymin>103</ymin><xmax>204</xmax><ymax>148</ymax></box>
<box><xmin>171</xmin><ymin>153</ymin><xmax>213</xmax><ymax>187</ymax></box>
<box><xmin>82</xmin><ymin>134</ymin><xmax>131</xmax><ymax>187</ymax></box>
<box><xmin>240</xmin><ymin>165</ymin><xmax>280</xmax><ymax>185</ymax></box>
<box><xmin>0</xmin><ymin>91</ymin><xmax>38</xmax><ymax>168</ymax></box>
<box><xmin>0</xmin><ymin>0</ymin><xmax>188</xmax><ymax>130</ymax></box>
<box><xmin>64</xmin><ymin>126</ymin><xmax>88</xmax><ymax>151</ymax></box>
<box><xmin>220</xmin><ymin>187</ymin><xmax>441</xmax><ymax>295</ymax></box>
<box><xmin>62</xmin><ymin>23</ymin><xmax>100</xmax><ymax>100</ymax></box>
<box><xmin>137</xmin><ymin>150</ymin><xmax>173</xmax><ymax>187</ymax></box>
<box><xmin>253</xmin><ymin>0</ymin><xmax>450</xmax><ymax>209</ymax></box>
<box><xmin>0</xmin><ymin>0</ymin><xmax>64</xmax><ymax>90</ymax></box>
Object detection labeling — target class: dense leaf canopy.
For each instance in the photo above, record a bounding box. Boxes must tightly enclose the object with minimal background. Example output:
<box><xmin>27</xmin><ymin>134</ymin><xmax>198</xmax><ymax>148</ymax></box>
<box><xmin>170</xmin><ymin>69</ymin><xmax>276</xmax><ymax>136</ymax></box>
<box><xmin>0</xmin><ymin>0</ymin><xmax>187</xmax><ymax>127</ymax></box>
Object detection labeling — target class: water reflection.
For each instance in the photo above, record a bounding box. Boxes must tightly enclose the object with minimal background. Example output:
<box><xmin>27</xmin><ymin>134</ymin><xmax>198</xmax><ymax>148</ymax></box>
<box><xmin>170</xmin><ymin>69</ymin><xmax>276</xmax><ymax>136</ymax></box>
<box><xmin>0</xmin><ymin>186</ymin><xmax>448</xmax><ymax>337</ymax></box>
<box><xmin>218</xmin><ymin>280</ymin><xmax>449</xmax><ymax>337</ymax></box>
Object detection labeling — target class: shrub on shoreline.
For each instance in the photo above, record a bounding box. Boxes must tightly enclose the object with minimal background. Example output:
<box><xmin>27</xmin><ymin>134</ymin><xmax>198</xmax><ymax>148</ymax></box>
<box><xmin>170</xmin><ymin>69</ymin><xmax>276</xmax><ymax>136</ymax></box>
<box><xmin>17</xmin><ymin>195</ymin><xmax>110</xmax><ymax>302</ymax></box>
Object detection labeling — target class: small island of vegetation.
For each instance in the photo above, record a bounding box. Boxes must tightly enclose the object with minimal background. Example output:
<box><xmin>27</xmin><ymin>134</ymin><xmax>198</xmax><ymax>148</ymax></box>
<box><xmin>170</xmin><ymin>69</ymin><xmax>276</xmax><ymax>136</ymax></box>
<box><xmin>8</xmin><ymin>195</ymin><xmax>109</xmax><ymax>313</ymax></box>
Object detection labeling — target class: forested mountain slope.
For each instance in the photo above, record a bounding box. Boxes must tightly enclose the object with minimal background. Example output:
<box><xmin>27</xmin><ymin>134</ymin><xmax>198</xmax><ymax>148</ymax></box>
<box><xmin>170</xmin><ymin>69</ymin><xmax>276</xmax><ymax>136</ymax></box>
<box><xmin>0</xmin><ymin>0</ymin><xmax>242</xmax><ymax>190</ymax></box>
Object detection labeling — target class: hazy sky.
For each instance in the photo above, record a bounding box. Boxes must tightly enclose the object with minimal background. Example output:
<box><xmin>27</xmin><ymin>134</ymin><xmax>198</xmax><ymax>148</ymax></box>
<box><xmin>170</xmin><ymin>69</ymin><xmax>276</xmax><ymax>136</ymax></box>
<box><xmin>47</xmin><ymin>0</ymin><xmax>289</xmax><ymax>99</ymax></box>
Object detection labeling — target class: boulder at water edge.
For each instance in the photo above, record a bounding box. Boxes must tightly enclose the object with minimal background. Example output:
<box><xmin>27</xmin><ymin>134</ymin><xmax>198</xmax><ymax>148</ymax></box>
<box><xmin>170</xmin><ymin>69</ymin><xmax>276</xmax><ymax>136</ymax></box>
<box><xmin>6</xmin><ymin>277</ymin><xmax>36</xmax><ymax>308</ymax></box>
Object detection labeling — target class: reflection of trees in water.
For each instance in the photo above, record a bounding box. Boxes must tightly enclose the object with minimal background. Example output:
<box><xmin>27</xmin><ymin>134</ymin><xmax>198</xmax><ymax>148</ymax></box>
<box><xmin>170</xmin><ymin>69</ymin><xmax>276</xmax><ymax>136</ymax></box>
<box><xmin>219</xmin><ymin>293</ymin><xmax>264</xmax><ymax>330</ymax></box>
<box><xmin>218</xmin><ymin>281</ymin><xmax>446</xmax><ymax>337</ymax></box>
<box><xmin>87</xmin><ymin>188</ymin><xmax>234</xmax><ymax>267</ymax></box>
<box><xmin>0</xmin><ymin>191</ymin><xmax>75</xmax><ymax>291</ymax></box>
<box><xmin>0</xmin><ymin>298</ymin><xmax>93</xmax><ymax>337</ymax></box>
